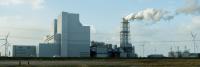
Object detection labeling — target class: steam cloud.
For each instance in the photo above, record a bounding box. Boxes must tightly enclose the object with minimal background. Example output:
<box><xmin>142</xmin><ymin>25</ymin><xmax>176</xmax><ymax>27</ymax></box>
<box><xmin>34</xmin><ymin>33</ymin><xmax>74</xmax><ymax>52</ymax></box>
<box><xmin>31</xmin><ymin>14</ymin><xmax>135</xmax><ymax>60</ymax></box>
<box><xmin>176</xmin><ymin>0</ymin><xmax>200</xmax><ymax>15</ymax></box>
<box><xmin>125</xmin><ymin>0</ymin><xmax>200</xmax><ymax>22</ymax></box>
<box><xmin>124</xmin><ymin>8</ymin><xmax>174</xmax><ymax>22</ymax></box>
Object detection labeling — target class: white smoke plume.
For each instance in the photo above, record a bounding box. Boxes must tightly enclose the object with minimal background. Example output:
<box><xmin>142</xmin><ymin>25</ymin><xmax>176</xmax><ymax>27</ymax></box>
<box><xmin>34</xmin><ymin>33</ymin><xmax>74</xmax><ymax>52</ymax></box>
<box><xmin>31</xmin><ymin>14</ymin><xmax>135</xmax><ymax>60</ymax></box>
<box><xmin>176</xmin><ymin>0</ymin><xmax>200</xmax><ymax>15</ymax></box>
<box><xmin>125</xmin><ymin>8</ymin><xmax>174</xmax><ymax>22</ymax></box>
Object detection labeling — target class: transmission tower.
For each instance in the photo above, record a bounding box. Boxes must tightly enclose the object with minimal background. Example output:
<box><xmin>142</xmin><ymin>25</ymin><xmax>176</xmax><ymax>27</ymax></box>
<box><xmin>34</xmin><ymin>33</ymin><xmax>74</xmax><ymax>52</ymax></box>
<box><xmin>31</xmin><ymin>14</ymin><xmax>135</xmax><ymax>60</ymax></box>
<box><xmin>0</xmin><ymin>33</ymin><xmax>10</xmax><ymax>57</ymax></box>
<box><xmin>191</xmin><ymin>32</ymin><xmax>197</xmax><ymax>53</ymax></box>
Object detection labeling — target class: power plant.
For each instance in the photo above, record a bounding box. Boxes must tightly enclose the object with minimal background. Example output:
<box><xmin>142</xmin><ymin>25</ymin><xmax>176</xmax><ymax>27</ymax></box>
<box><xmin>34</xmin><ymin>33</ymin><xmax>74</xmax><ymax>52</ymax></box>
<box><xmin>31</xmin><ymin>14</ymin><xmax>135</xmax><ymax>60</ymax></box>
<box><xmin>89</xmin><ymin>18</ymin><xmax>137</xmax><ymax>58</ymax></box>
<box><xmin>2</xmin><ymin>0</ymin><xmax>200</xmax><ymax>66</ymax></box>
<box><xmin>120</xmin><ymin>18</ymin><xmax>135</xmax><ymax>57</ymax></box>
<box><xmin>0</xmin><ymin>11</ymin><xmax>199</xmax><ymax>58</ymax></box>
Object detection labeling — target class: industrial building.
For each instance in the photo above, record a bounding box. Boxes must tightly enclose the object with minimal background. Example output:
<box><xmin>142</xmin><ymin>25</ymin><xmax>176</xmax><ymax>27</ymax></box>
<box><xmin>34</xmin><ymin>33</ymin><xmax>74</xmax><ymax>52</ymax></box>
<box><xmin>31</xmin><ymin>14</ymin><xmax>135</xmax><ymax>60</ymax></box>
<box><xmin>12</xmin><ymin>45</ymin><xmax>36</xmax><ymax>57</ymax></box>
<box><xmin>38</xmin><ymin>43</ymin><xmax>60</xmax><ymax>57</ymax></box>
<box><xmin>90</xmin><ymin>41</ymin><xmax>119</xmax><ymax>58</ymax></box>
<box><xmin>90</xmin><ymin>41</ymin><xmax>137</xmax><ymax>58</ymax></box>
<box><xmin>90</xmin><ymin>18</ymin><xmax>137</xmax><ymax>58</ymax></box>
<box><xmin>9</xmin><ymin>12</ymin><xmax>138</xmax><ymax>58</ymax></box>
<box><xmin>38</xmin><ymin>12</ymin><xmax>90</xmax><ymax>57</ymax></box>
<box><xmin>119</xmin><ymin>18</ymin><xmax>136</xmax><ymax>58</ymax></box>
<box><xmin>168</xmin><ymin>47</ymin><xmax>200</xmax><ymax>58</ymax></box>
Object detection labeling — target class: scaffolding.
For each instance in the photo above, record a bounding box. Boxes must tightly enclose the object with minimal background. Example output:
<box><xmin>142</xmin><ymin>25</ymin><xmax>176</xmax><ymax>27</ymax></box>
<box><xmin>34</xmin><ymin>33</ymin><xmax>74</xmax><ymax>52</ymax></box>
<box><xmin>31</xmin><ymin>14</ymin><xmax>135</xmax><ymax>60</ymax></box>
<box><xmin>120</xmin><ymin>18</ymin><xmax>133</xmax><ymax>56</ymax></box>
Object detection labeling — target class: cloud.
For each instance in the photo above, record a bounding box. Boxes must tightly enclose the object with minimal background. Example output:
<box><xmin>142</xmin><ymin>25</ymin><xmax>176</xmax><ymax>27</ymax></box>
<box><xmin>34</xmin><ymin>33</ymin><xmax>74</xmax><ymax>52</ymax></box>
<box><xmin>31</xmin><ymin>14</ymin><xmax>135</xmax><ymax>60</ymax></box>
<box><xmin>0</xmin><ymin>15</ymin><xmax>48</xmax><ymax>45</ymax></box>
<box><xmin>30</xmin><ymin>0</ymin><xmax>45</xmax><ymax>9</ymax></box>
<box><xmin>125</xmin><ymin>8</ymin><xmax>174</xmax><ymax>23</ymax></box>
<box><xmin>176</xmin><ymin>0</ymin><xmax>200</xmax><ymax>15</ymax></box>
<box><xmin>0</xmin><ymin>0</ymin><xmax>45</xmax><ymax>9</ymax></box>
<box><xmin>180</xmin><ymin>16</ymin><xmax>200</xmax><ymax>32</ymax></box>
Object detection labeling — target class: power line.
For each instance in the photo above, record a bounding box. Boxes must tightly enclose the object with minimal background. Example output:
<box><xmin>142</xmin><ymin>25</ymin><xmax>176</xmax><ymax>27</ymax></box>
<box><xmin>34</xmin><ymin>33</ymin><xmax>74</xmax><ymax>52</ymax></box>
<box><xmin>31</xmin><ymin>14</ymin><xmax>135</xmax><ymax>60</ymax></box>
<box><xmin>191</xmin><ymin>32</ymin><xmax>197</xmax><ymax>53</ymax></box>
<box><xmin>133</xmin><ymin>40</ymin><xmax>200</xmax><ymax>43</ymax></box>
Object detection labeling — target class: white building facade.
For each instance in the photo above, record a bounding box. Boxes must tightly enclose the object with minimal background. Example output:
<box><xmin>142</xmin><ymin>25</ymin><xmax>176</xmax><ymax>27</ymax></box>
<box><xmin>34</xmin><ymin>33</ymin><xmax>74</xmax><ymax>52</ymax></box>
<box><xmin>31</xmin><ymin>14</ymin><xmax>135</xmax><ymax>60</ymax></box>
<box><xmin>38</xmin><ymin>12</ymin><xmax>90</xmax><ymax>57</ymax></box>
<box><xmin>57</xmin><ymin>12</ymin><xmax>90</xmax><ymax>57</ymax></box>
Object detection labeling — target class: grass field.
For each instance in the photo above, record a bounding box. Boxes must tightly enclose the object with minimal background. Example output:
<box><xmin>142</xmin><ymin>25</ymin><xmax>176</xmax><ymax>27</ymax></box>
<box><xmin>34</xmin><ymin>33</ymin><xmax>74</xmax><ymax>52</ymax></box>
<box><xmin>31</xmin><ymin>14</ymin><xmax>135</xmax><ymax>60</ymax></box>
<box><xmin>0</xmin><ymin>58</ymin><xmax>200</xmax><ymax>67</ymax></box>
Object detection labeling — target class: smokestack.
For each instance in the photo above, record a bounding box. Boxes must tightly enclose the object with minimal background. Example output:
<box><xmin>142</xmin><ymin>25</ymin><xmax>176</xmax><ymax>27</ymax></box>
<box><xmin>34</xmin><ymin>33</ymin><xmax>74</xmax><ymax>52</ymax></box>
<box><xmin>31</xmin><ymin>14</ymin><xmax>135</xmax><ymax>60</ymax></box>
<box><xmin>123</xmin><ymin>18</ymin><xmax>129</xmax><ymax>22</ymax></box>
<box><xmin>120</xmin><ymin>18</ymin><xmax>133</xmax><ymax>55</ymax></box>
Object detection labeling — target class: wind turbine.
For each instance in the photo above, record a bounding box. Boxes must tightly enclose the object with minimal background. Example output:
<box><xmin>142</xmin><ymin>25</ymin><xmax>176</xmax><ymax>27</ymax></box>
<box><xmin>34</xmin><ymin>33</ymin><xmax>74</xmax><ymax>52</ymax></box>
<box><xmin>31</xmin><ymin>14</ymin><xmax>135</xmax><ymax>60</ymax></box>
<box><xmin>0</xmin><ymin>33</ymin><xmax>10</xmax><ymax>57</ymax></box>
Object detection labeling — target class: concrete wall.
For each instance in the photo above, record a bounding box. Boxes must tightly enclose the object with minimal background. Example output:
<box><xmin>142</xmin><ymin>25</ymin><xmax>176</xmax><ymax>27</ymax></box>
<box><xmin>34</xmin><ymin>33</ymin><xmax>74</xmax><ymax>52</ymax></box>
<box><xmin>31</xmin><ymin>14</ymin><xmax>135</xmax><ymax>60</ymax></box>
<box><xmin>57</xmin><ymin>12</ymin><xmax>90</xmax><ymax>57</ymax></box>
<box><xmin>12</xmin><ymin>45</ymin><xmax>36</xmax><ymax>57</ymax></box>
<box><xmin>38</xmin><ymin>43</ymin><xmax>60</xmax><ymax>57</ymax></box>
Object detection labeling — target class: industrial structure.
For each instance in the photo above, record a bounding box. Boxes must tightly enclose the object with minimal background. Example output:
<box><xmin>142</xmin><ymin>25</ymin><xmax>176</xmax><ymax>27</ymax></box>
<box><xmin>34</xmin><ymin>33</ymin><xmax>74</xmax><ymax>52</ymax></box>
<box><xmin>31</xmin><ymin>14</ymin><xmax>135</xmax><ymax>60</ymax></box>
<box><xmin>12</xmin><ymin>45</ymin><xmax>36</xmax><ymax>57</ymax></box>
<box><xmin>38</xmin><ymin>12</ymin><xmax>90</xmax><ymax>57</ymax></box>
<box><xmin>38</xmin><ymin>43</ymin><xmax>60</xmax><ymax>57</ymax></box>
<box><xmin>89</xmin><ymin>18</ymin><xmax>137</xmax><ymax>58</ymax></box>
<box><xmin>119</xmin><ymin>18</ymin><xmax>136</xmax><ymax>58</ymax></box>
<box><xmin>1</xmin><ymin>10</ymin><xmax>200</xmax><ymax>58</ymax></box>
<box><xmin>90</xmin><ymin>41</ymin><xmax>120</xmax><ymax>58</ymax></box>
<box><xmin>168</xmin><ymin>47</ymin><xmax>200</xmax><ymax>58</ymax></box>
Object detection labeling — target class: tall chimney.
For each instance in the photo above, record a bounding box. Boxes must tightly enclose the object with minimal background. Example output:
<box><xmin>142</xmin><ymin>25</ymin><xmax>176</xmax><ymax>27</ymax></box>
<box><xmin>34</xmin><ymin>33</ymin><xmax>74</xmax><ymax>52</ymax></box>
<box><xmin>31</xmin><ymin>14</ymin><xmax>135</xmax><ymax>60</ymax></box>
<box><xmin>120</xmin><ymin>18</ymin><xmax>133</xmax><ymax>56</ymax></box>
